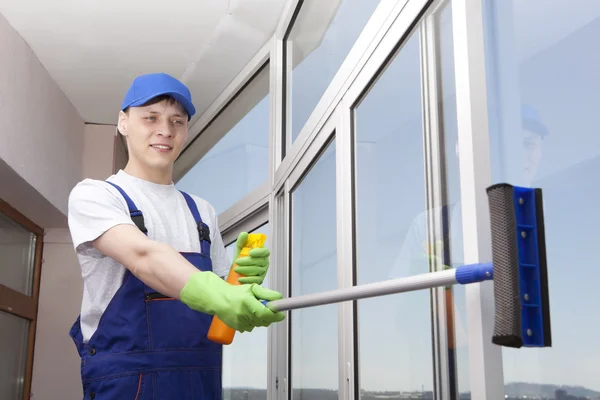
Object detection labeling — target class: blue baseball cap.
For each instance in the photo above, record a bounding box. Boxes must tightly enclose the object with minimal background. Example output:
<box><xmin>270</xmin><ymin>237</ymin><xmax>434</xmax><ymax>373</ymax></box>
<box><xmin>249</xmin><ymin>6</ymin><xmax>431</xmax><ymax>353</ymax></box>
<box><xmin>521</xmin><ymin>104</ymin><xmax>549</xmax><ymax>137</ymax></box>
<box><xmin>121</xmin><ymin>72</ymin><xmax>196</xmax><ymax>120</ymax></box>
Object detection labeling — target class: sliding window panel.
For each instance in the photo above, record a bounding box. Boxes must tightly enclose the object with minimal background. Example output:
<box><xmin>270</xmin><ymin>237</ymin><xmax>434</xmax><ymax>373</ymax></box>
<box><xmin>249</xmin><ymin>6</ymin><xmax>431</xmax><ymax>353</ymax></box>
<box><xmin>431</xmin><ymin>0</ymin><xmax>471</xmax><ymax>399</ymax></box>
<box><xmin>353</xmin><ymin>24</ymin><xmax>435</xmax><ymax>397</ymax></box>
<box><xmin>290</xmin><ymin>139</ymin><xmax>338</xmax><ymax>398</ymax></box>
<box><xmin>0</xmin><ymin>210</ymin><xmax>37</xmax><ymax>296</ymax></box>
<box><xmin>222</xmin><ymin>223</ymin><xmax>271</xmax><ymax>400</ymax></box>
<box><xmin>283</xmin><ymin>0</ymin><xmax>383</xmax><ymax>151</ymax></box>
<box><xmin>481</xmin><ymin>0</ymin><xmax>600</xmax><ymax>398</ymax></box>
<box><xmin>176</xmin><ymin>63</ymin><xmax>270</xmax><ymax>215</ymax></box>
<box><xmin>0</xmin><ymin>310</ymin><xmax>30</xmax><ymax>399</ymax></box>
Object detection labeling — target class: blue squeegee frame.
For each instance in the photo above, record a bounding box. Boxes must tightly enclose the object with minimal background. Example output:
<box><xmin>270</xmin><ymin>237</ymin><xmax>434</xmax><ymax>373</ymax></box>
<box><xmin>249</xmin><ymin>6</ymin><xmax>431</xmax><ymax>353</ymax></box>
<box><xmin>512</xmin><ymin>186</ymin><xmax>549</xmax><ymax>347</ymax></box>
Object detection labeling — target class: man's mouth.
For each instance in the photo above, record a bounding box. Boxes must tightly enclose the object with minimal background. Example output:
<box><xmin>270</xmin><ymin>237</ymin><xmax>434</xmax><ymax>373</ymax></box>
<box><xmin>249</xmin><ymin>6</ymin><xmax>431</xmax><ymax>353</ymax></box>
<box><xmin>150</xmin><ymin>144</ymin><xmax>173</xmax><ymax>152</ymax></box>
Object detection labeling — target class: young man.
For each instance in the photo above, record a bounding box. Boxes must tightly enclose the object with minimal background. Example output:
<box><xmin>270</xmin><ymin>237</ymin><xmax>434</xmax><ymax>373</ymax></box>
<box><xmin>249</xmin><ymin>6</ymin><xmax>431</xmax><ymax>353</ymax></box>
<box><xmin>67</xmin><ymin>72</ymin><xmax>285</xmax><ymax>399</ymax></box>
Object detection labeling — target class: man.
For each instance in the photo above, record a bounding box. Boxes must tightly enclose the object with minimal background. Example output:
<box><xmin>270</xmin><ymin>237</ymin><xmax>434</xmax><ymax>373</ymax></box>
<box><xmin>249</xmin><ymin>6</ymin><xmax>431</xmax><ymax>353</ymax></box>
<box><xmin>67</xmin><ymin>72</ymin><xmax>285</xmax><ymax>399</ymax></box>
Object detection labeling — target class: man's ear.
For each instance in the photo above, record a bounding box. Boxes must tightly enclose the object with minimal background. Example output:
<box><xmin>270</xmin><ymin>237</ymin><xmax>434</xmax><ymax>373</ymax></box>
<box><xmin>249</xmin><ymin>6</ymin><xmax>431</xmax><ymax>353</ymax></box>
<box><xmin>118</xmin><ymin>110</ymin><xmax>128</xmax><ymax>136</ymax></box>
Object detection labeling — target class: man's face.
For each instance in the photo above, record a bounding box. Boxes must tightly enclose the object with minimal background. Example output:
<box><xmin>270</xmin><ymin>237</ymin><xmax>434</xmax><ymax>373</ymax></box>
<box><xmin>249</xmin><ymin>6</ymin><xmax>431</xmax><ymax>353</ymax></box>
<box><xmin>119</xmin><ymin>98</ymin><xmax>189</xmax><ymax>172</ymax></box>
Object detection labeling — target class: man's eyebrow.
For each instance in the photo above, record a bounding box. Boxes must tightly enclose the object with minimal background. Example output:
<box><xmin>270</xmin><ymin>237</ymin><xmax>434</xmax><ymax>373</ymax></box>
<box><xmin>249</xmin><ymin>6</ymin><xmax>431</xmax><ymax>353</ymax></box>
<box><xmin>144</xmin><ymin>110</ymin><xmax>185</xmax><ymax>118</ymax></box>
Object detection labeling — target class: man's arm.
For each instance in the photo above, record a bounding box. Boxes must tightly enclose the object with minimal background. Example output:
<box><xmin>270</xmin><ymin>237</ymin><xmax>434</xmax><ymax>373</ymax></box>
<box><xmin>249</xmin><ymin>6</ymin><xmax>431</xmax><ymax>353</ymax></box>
<box><xmin>68</xmin><ymin>180</ymin><xmax>201</xmax><ymax>298</ymax></box>
<box><xmin>68</xmin><ymin>180</ymin><xmax>286</xmax><ymax>331</ymax></box>
<box><xmin>92</xmin><ymin>224</ymin><xmax>199</xmax><ymax>299</ymax></box>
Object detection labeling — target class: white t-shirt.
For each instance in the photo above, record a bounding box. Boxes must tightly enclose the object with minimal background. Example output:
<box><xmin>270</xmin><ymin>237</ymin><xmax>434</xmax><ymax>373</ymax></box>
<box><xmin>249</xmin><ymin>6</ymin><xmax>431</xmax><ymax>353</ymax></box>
<box><xmin>67</xmin><ymin>170</ymin><xmax>231</xmax><ymax>342</ymax></box>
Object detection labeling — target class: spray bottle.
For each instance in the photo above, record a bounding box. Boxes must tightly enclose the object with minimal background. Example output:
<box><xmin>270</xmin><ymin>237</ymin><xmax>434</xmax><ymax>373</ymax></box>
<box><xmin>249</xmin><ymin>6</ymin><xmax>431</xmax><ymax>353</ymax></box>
<box><xmin>207</xmin><ymin>233</ymin><xmax>267</xmax><ymax>345</ymax></box>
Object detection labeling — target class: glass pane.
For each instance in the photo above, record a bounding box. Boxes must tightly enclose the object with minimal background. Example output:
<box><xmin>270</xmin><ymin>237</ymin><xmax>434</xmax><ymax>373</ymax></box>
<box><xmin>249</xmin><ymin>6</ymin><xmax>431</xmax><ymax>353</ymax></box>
<box><xmin>483</xmin><ymin>0</ymin><xmax>600</xmax><ymax>398</ymax></box>
<box><xmin>177</xmin><ymin>66</ymin><xmax>270</xmax><ymax>215</ymax></box>
<box><xmin>285</xmin><ymin>0</ymin><xmax>382</xmax><ymax>146</ymax></box>
<box><xmin>0</xmin><ymin>311</ymin><xmax>30</xmax><ymax>399</ymax></box>
<box><xmin>291</xmin><ymin>140</ymin><xmax>338</xmax><ymax>398</ymax></box>
<box><xmin>0</xmin><ymin>210</ymin><xmax>37</xmax><ymax>296</ymax></box>
<box><xmin>222</xmin><ymin>223</ymin><xmax>271</xmax><ymax>400</ymax></box>
<box><xmin>436</xmin><ymin>1</ymin><xmax>471</xmax><ymax>396</ymax></box>
<box><xmin>354</xmin><ymin>26</ymin><xmax>435</xmax><ymax>396</ymax></box>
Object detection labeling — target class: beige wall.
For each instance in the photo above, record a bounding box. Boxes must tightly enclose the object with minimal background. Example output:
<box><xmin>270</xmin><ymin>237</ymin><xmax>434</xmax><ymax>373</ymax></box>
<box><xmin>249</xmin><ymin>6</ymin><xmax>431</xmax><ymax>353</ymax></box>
<box><xmin>0</xmin><ymin>12</ymin><xmax>118</xmax><ymax>398</ymax></box>
<box><xmin>83</xmin><ymin>124</ymin><xmax>117</xmax><ymax>180</ymax></box>
<box><xmin>30</xmin><ymin>125</ymin><xmax>116</xmax><ymax>400</ymax></box>
<box><xmin>31</xmin><ymin>229</ymin><xmax>84</xmax><ymax>400</ymax></box>
<box><xmin>0</xmin><ymin>13</ymin><xmax>85</xmax><ymax>226</ymax></box>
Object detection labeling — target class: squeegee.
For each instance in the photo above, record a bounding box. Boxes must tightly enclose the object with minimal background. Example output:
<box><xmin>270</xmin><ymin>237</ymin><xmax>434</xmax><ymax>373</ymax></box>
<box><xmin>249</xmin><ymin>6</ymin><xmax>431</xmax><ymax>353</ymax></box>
<box><xmin>262</xmin><ymin>183</ymin><xmax>552</xmax><ymax>349</ymax></box>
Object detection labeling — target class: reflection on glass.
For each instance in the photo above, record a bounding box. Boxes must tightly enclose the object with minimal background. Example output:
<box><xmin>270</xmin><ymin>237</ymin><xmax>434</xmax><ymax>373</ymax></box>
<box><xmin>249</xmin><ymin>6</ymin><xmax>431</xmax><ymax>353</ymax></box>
<box><xmin>222</xmin><ymin>223</ymin><xmax>271</xmax><ymax>400</ymax></box>
<box><xmin>291</xmin><ymin>140</ymin><xmax>338</xmax><ymax>397</ymax></box>
<box><xmin>285</xmin><ymin>0</ymin><xmax>382</xmax><ymax>145</ymax></box>
<box><xmin>177</xmin><ymin>69</ymin><xmax>270</xmax><ymax>215</ymax></box>
<box><xmin>483</xmin><ymin>0</ymin><xmax>600</xmax><ymax>398</ymax></box>
<box><xmin>354</xmin><ymin>27</ymin><xmax>434</xmax><ymax>396</ymax></box>
<box><xmin>0</xmin><ymin>311</ymin><xmax>30</xmax><ymax>399</ymax></box>
<box><xmin>0</xmin><ymin>211</ymin><xmax>37</xmax><ymax>296</ymax></box>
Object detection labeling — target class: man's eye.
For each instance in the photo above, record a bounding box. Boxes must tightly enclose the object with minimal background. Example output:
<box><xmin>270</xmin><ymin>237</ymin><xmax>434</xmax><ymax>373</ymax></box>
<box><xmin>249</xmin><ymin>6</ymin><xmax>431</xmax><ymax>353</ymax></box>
<box><xmin>174</xmin><ymin>120</ymin><xmax>184</xmax><ymax>125</ymax></box>
<box><xmin>146</xmin><ymin>116</ymin><xmax>156</xmax><ymax>121</ymax></box>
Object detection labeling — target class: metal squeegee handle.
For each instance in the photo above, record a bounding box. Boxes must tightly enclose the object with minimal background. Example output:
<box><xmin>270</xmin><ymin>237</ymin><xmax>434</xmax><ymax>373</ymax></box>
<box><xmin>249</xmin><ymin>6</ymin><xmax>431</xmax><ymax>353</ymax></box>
<box><xmin>262</xmin><ymin>262</ymin><xmax>493</xmax><ymax>312</ymax></box>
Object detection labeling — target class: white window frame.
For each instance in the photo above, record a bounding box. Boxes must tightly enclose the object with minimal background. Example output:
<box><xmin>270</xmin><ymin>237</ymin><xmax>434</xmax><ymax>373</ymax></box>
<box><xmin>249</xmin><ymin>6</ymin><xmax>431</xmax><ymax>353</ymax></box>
<box><xmin>174</xmin><ymin>0</ymin><xmax>506</xmax><ymax>398</ymax></box>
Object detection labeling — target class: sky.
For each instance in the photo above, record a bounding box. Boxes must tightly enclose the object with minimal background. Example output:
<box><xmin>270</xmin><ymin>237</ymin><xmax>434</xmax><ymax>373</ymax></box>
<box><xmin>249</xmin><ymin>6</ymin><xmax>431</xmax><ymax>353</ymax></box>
<box><xmin>177</xmin><ymin>0</ymin><xmax>600</xmax><ymax>395</ymax></box>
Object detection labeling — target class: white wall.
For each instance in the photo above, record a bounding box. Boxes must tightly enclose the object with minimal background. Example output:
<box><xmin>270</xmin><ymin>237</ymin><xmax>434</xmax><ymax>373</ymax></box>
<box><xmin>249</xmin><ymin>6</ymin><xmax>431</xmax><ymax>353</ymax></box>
<box><xmin>0</xmin><ymin>12</ymin><xmax>84</xmax><ymax>229</ymax></box>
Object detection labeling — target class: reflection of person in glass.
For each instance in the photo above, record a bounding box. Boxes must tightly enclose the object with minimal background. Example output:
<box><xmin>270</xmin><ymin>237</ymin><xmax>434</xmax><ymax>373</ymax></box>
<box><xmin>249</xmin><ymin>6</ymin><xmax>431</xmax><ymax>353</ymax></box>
<box><xmin>521</xmin><ymin>103</ymin><xmax>549</xmax><ymax>186</ymax></box>
<box><xmin>387</xmin><ymin>104</ymin><xmax>549</xmax><ymax>383</ymax></box>
<box><xmin>390</xmin><ymin>103</ymin><xmax>549</xmax><ymax>274</ymax></box>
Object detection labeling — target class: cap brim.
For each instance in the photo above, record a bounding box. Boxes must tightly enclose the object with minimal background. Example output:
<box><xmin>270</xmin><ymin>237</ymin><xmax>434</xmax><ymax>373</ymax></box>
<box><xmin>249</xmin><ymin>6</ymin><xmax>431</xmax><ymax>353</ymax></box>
<box><xmin>128</xmin><ymin>91</ymin><xmax>196</xmax><ymax>120</ymax></box>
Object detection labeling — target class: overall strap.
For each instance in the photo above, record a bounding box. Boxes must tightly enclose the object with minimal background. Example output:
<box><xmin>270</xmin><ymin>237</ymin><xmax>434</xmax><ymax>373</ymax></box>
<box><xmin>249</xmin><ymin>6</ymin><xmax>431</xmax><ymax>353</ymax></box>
<box><xmin>105</xmin><ymin>181</ymin><xmax>148</xmax><ymax>235</ymax></box>
<box><xmin>179</xmin><ymin>191</ymin><xmax>211</xmax><ymax>254</ymax></box>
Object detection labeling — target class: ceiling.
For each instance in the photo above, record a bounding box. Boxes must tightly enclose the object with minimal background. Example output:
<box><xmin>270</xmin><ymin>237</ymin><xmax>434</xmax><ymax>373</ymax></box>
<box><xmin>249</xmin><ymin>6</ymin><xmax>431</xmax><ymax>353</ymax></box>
<box><xmin>0</xmin><ymin>0</ymin><xmax>288</xmax><ymax>126</ymax></box>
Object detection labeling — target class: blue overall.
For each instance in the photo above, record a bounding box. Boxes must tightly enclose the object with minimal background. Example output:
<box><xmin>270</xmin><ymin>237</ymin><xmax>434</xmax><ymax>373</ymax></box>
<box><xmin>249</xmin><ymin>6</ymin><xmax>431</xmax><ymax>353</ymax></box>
<box><xmin>69</xmin><ymin>182</ymin><xmax>222</xmax><ymax>399</ymax></box>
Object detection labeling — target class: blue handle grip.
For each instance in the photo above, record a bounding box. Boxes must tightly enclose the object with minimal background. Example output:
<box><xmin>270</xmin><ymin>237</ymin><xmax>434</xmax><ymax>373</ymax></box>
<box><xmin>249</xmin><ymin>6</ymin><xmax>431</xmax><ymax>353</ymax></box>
<box><xmin>455</xmin><ymin>262</ymin><xmax>494</xmax><ymax>284</ymax></box>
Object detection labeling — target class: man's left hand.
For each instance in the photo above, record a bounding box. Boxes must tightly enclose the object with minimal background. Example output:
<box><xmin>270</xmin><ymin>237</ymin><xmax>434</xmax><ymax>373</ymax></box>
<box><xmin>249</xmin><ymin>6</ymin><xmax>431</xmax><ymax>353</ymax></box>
<box><xmin>233</xmin><ymin>234</ymin><xmax>270</xmax><ymax>285</ymax></box>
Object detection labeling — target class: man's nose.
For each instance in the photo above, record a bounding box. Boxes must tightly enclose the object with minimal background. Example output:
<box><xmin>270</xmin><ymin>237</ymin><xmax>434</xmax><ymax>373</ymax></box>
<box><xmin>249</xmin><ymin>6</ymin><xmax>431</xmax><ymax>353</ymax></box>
<box><xmin>156</xmin><ymin>121</ymin><xmax>174</xmax><ymax>137</ymax></box>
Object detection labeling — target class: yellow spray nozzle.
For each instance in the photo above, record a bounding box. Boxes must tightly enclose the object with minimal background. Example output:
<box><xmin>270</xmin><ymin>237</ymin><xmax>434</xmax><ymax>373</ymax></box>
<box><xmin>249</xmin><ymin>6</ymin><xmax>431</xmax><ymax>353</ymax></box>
<box><xmin>240</xmin><ymin>233</ymin><xmax>267</xmax><ymax>256</ymax></box>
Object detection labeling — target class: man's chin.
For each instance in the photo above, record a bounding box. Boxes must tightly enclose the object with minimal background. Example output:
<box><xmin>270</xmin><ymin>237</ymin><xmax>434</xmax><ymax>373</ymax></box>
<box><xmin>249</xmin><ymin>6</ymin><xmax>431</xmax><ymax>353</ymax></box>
<box><xmin>146</xmin><ymin>159</ymin><xmax>175</xmax><ymax>171</ymax></box>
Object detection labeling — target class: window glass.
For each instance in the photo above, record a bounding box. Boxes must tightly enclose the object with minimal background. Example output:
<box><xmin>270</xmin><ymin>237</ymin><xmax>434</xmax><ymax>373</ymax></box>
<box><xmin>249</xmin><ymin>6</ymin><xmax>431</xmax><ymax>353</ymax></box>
<box><xmin>0</xmin><ymin>311</ymin><xmax>29</xmax><ymax>399</ymax></box>
<box><xmin>285</xmin><ymin>0</ymin><xmax>382</xmax><ymax>146</ymax></box>
<box><xmin>354</xmin><ymin>25</ymin><xmax>435</xmax><ymax>395</ymax></box>
<box><xmin>290</xmin><ymin>139</ymin><xmax>338</xmax><ymax>397</ymax></box>
<box><xmin>483</xmin><ymin>0</ymin><xmax>600</xmax><ymax>398</ymax></box>
<box><xmin>0</xmin><ymin>210</ymin><xmax>37</xmax><ymax>295</ymax></box>
<box><xmin>222</xmin><ymin>223</ymin><xmax>270</xmax><ymax>400</ymax></box>
<box><xmin>177</xmin><ymin>66</ymin><xmax>270</xmax><ymax>215</ymax></box>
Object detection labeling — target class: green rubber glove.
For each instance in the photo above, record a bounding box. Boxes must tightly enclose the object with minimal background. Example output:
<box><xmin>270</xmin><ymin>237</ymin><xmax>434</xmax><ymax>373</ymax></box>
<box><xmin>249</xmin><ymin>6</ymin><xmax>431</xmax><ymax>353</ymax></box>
<box><xmin>421</xmin><ymin>240</ymin><xmax>453</xmax><ymax>289</ymax></box>
<box><xmin>232</xmin><ymin>232</ymin><xmax>270</xmax><ymax>285</ymax></box>
<box><xmin>180</xmin><ymin>271</ymin><xmax>285</xmax><ymax>332</ymax></box>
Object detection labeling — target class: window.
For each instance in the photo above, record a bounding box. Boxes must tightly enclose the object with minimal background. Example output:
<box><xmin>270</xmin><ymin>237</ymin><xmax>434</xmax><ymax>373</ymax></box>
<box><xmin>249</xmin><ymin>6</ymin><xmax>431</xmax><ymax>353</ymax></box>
<box><xmin>0</xmin><ymin>199</ymin><xmax>43</xmax><ymax>400</ymax></box>
<box><xmin>290</xmin><ymin>139</ymin><xmax>338</xmax><ymax>397</ymax></box>
<box><xmin>222</xmin><ymin>223</ymin><xmax>270</xmax><ymax>400</ymax></box>
<box><xmin>176</xmin><ymin>63</ymin><xmax>270</xmax><ymax>215</ymax></box>
<box><xmin>482</xmin><ymin>0</ymin><xmax>600</xmax><ymax>398</ymax></box>
<box><xmin>353</xmin><ymin>23</ymin><xmax>435</xmax><ymax>396</ymax></box>
<box><xmin>284</xmin><ymin>0</ymin><xmax>382</xmax><ymax>149</ymax></box>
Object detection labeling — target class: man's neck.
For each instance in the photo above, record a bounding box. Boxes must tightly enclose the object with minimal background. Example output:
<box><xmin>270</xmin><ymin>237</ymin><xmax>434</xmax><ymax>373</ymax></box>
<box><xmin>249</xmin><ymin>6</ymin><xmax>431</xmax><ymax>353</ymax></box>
<box><xmin>123</xmin><ymin>161</ymin><xmax>173</xmax><ymax>185</ymax></box>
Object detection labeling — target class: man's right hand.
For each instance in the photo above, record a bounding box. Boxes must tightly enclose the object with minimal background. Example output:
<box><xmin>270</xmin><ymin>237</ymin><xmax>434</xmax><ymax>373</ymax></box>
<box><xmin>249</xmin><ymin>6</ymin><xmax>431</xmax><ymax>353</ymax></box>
<box><xmin>180</xmin><ymin>271</ymin><xmax>286</xmax><ymax>332</ymax></box>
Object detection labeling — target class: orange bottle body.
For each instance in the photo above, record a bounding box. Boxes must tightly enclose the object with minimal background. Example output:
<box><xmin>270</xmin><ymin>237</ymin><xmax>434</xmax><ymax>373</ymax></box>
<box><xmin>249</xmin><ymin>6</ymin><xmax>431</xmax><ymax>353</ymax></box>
<box><xmin>207</xmin><ymin>233</ymin><xmax>267</xmax><ymax>345</ymax></box>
